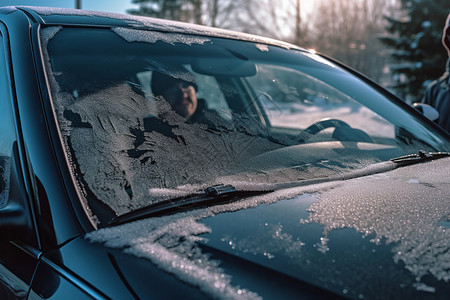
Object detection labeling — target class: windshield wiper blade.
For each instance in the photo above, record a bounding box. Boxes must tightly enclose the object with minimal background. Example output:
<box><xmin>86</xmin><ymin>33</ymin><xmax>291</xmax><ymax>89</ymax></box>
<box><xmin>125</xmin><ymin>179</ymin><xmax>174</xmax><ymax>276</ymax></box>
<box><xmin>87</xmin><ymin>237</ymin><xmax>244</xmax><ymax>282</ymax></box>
<box><xmin>390</xmin><ymin>150</ymin><xmax>450</xmax><ymax>167</ymax></box>
<box><xmin>109</xmin><ymin>184</ymin><xmax>273</xmax><ymax>227</ymax></box>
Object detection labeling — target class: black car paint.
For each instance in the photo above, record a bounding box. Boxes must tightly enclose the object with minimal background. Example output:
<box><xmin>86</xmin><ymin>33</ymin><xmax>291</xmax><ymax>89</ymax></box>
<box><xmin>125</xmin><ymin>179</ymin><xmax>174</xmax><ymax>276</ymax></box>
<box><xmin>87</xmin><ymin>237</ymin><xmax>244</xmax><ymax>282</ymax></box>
<box><xmin>198</xmin><ymin>183</ymin><xmax>450</xmax><ymax>299</ymax></box>
<box><xmin>0</xmin><ymin>6</ymin><xmax>449</xmax><ymax>299</ymax></box>
<box><xmin>0</xmin><ymin>7</ymin><xmax>98</xmax><ymax>298</ymax></box>
<box><xmin>0</xmin><ymin>7</ymin><xmax>342</xmax><ymax>299</ymax></box>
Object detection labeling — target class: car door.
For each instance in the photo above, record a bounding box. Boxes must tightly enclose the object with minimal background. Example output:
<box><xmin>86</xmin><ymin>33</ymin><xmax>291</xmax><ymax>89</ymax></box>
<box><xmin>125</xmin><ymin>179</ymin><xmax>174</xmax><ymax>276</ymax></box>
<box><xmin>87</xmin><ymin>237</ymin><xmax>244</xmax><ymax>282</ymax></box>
<box><xmin>0</xmin><ymin>23</ymin><xmax>41</xmax><ymax>299</ymax></box>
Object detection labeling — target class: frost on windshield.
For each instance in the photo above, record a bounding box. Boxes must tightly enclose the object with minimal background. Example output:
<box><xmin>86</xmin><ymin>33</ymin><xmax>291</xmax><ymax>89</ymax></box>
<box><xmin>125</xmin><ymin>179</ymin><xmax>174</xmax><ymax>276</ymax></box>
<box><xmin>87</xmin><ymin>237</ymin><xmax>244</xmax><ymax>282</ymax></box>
<box><xmin>41</xmin><ymin>27</ymin><xmax>289</xmax><ymax>216</ymax></box>
<box><xmin>58</xmin><ymin>83</ymin><xmax>151</xmax><ymax>214</ymax></box>
<box><xmin>42</xmin><ymin>25</ymin><xmax>449</xmax><ymax>225</ymax></box>
<box><xmin>46</xmin><ymin>68</ymin><xmax>284</xmax><ymax>216</ymax></box>
<box><xmin>54</xmin><ymin>81</ymin><xmax>284</xmax><ymax>215</ymax></box>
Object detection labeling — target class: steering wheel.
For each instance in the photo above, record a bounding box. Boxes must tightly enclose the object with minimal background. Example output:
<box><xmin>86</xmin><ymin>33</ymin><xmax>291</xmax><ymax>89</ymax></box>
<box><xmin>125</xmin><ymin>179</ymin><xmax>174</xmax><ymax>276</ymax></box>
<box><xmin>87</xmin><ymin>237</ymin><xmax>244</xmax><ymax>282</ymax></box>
<box><xmin>300</xmin><ymin>118</ymin><xmax>373</xmax><ymax>143</ymax></box>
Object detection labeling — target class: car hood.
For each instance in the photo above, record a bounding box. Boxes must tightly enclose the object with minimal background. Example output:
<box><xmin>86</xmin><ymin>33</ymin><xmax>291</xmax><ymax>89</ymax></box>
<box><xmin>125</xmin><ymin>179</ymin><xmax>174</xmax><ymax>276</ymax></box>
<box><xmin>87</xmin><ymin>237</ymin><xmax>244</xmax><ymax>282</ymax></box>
<box><xmin>84</xmin><ymin>158</ymin><xmax>450</xmax><ymax>299</ymax></box>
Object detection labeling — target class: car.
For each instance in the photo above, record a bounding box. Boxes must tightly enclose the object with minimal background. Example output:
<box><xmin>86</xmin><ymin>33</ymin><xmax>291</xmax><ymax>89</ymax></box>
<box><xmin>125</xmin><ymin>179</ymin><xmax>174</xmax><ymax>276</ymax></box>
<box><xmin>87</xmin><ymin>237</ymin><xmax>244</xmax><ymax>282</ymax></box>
<box><xmin>0</xmin><ymin>5</ymin><xmax>449</xmax><ymax>299</ymax></box>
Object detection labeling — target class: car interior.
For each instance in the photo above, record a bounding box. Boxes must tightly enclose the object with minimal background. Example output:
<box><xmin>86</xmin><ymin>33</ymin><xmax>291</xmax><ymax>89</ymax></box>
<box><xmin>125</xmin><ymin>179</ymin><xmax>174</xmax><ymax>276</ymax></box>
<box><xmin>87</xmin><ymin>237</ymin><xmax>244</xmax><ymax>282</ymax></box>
<box><xmin>41</xmin><ymin>25</ymin><xmax>447</xmax><ymax>224</ymax></box>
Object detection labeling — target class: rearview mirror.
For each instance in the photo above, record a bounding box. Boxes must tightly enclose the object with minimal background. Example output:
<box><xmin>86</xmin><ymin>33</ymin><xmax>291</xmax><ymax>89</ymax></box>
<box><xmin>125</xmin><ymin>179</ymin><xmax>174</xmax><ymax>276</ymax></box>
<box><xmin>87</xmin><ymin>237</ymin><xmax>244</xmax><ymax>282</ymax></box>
<box><xmin>413</xmin><ymin>103</ymin><xmax>439</xmax><ymax>121</ymax></box>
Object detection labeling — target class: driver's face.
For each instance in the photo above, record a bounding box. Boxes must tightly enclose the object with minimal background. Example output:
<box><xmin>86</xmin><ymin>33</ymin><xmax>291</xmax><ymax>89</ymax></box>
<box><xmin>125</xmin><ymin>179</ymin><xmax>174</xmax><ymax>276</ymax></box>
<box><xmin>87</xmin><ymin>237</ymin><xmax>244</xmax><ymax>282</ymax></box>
<box><xmin>162</xmin><ymin>81</ymin><xmax>198</xmax><ymax>119</ymax></box>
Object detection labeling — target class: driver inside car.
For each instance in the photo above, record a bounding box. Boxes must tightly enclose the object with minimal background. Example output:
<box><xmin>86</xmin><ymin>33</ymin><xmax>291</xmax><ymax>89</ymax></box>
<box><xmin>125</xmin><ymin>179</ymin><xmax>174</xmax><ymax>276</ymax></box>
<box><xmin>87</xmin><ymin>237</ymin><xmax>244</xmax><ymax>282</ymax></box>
<box><xmin>129</xmin><ymin>66</ymin><xmax>227</xmax><ymax>151</ymax></box>
<box><xmin>150</xmin><ymin>67</ymin><xmax>203</xmax><ymax>121</ymax></box>
<box><xmin>142</xmin><ymin>66</ymin><xmax>234</xmax><ymax>135</ymax></box>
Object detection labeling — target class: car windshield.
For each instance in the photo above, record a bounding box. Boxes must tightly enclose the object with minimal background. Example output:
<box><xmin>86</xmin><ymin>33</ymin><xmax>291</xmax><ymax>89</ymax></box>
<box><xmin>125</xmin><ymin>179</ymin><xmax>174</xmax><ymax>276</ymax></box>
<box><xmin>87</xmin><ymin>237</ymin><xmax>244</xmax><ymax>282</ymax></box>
<box><xmin>41</xmin><ymin>26</ymin><xmax>450</xmax><ymax>224</ymax></box>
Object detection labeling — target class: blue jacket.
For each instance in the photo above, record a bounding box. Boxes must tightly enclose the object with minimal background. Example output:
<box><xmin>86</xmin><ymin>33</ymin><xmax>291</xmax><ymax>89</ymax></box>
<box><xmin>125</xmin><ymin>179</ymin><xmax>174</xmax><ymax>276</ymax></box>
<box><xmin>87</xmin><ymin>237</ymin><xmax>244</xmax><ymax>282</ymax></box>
<box><xmin>422</xmin><ymin>58</ymin><xmax>450</xmax><ymax>132</ymax></box>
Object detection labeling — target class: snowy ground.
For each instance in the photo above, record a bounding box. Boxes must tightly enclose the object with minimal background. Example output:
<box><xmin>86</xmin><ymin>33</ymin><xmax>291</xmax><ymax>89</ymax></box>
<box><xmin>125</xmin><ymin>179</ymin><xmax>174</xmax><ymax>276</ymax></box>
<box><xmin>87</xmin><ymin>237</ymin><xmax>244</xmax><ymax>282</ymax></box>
<box><xmin>264</xmin><ymin>101</ymin><xmax>395</xmax><ymax>139</ymax></box>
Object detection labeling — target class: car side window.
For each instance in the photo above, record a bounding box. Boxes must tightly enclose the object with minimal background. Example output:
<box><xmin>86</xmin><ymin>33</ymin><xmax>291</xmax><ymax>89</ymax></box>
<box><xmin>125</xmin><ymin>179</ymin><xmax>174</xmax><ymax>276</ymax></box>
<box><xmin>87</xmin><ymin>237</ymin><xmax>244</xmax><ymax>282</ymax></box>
<box><xmin>0</xmin><ymin>30</ymin><xmax>15</xmax><ymax>208</ymax></box>
<box><xmin>246</xmin><ymin>64</ymin><xmax>396</xmax><ymax>140</ymax></box>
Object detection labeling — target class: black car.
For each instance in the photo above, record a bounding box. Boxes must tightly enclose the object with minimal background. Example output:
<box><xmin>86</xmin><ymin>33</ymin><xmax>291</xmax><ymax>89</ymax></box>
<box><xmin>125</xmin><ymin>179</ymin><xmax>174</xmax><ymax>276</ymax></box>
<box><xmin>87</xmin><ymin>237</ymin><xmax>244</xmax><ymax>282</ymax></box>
<box><xmin>0</xmin><ymin>6</ymin><xmax>449</xmax><ymax>299</ymax></box>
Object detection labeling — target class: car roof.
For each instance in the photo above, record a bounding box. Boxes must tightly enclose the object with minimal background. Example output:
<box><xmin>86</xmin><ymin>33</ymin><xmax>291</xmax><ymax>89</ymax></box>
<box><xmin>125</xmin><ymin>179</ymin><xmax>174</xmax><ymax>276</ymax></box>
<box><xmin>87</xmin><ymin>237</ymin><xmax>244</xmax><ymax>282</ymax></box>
<box><xmin>0</xmin><ymin>6</ymin><xmax>303</xmax><ymax>51</ymax></box>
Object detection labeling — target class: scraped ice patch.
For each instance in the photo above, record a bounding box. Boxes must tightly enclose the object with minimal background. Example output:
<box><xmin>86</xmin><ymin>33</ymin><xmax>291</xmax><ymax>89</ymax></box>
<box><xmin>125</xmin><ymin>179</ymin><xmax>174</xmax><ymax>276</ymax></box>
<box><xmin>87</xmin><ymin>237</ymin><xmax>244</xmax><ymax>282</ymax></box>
<box><xmin>301</xmin><ymin>158</ymin><xmax>450</xmax><ymax>288</ymax></box>
<box><xmin>113</xmin><ymin>27</ymin><xmax>210</xmax><ymax>45</ymax></box>
<box><xmin>87</xmin><ymin>216</ymin><xmax>261</xmax><ymax>300</ymax></box>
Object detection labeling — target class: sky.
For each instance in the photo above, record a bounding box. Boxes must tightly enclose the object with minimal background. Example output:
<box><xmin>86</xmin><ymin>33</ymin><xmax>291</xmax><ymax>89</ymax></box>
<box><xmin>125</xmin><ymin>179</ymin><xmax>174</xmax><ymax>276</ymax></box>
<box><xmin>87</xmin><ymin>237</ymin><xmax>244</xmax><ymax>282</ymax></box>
<box><xmin>0</xmin><ymin>0</ymin><xmax>139</xmax><ymax>13</ymax></box>
<box><xmin>0</xmin><ymin>0</ymin><xmax>316</xmax><ymax>16</ymax></box>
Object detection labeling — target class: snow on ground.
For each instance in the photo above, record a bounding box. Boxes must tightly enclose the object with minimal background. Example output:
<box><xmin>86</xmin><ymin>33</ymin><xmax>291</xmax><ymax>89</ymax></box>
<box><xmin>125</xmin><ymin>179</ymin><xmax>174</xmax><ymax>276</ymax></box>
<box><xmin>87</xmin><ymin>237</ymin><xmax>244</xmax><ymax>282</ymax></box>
<box><xmin>266</xmin><ymin>101</ymin><xmax>395</xmax><ymax>138</ymax></box>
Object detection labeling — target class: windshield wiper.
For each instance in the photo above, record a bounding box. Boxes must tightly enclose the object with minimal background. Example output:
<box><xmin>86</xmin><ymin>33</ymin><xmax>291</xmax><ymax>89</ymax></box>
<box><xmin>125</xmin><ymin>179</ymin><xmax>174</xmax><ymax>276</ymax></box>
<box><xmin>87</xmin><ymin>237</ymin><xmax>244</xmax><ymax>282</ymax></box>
<box><xmin>109</xmin><ymin>184</ymin><xmax>273</xmax><ymax>227</ymax></box>
<box><xmin>390</xmin><ymin>150</ymin><xmax>450</xmax><ymax>167</ymax></box>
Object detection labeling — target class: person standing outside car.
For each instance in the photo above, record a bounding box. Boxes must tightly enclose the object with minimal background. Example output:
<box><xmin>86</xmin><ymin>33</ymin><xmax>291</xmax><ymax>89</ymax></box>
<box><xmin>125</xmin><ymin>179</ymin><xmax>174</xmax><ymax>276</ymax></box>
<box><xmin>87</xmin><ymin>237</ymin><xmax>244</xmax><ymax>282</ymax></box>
<box><xmin>421</xmin><ymin>13</ymin><xmax>450</xmax><ymax>132</ymax></box>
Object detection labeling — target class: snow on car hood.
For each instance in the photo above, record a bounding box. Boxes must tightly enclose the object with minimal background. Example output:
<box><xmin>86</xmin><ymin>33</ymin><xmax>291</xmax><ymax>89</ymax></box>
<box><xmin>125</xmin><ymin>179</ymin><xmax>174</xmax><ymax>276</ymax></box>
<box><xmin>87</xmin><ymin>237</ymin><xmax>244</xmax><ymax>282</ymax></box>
<box><xmin>87</xmin><ymin>158</ymin><xmax>450</xmax><ymax>299</ymax></box>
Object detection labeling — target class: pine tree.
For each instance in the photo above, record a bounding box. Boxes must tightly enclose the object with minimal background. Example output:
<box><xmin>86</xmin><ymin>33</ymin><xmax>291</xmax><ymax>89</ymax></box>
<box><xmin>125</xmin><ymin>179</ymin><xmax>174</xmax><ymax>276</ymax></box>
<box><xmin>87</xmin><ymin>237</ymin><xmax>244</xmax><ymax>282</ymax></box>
<box><xmin>380</xmin><ymin>0</ymin><xmax>450</xmax><ymax>101</ymax></box>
